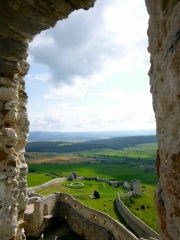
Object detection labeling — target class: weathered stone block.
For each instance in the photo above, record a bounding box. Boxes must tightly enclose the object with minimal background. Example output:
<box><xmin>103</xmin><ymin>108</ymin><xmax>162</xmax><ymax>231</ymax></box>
<box><xmin>4</xmin><ymin>128</ymin><xmax>17</xmax><ymax>147</ymax></box>
<box><xmin>0</xmin><ymin>150</ymin><xmax>8</xmax><ymax>161</ymax></box>
<box><xmin>0</xmin><ymin>87</ymin><xmax>18</xmax><ymax>101</ymax></box>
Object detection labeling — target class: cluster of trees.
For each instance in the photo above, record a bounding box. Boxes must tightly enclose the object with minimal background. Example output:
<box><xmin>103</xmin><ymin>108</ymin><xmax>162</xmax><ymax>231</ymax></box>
<box><xmin>26</xmin><ymin>135</ymin><xmax>157</xmax><ymax>153</ymax></box>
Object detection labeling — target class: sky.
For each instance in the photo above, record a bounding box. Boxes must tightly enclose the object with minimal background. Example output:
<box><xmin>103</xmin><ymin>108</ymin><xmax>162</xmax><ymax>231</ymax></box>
<box><xmin>25</xmin><ymin>0</ymin><xmax>156</xmax><ymax>132</ymax></box>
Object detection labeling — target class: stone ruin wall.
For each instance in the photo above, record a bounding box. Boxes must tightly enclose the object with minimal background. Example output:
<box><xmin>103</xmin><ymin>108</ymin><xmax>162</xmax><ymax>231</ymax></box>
<box><xmin>59</xmin><ymin>193</ymin><xmax>137</xmax><ymax>240</ymax></box>
<box><xmin>27</xmin><ymin>177</ymin><xmax>68</xmax><ymax>195</ymax></box>
<box><xmin>146</xmin><ymin>1</ymin><xmax>180</xmax><ymax>239</ymax></box>
<box><xmin>25</xmin><ymin>193</ymin><xmax>140</xmax><ymax>240</ymax></box>
<box><xmin>25</xmin><ymin>194</ymin><xmax>58</xmax><ymax>236</ymax></box>
<box><xmin>116</xmin><ymin>195</ymin><xmax>159</xmax><ymax>239</ymax></box>
<box><xmin>0</xmin><ymin>1</ymin><xmax>96</xmax><ymax>239</ymax></box>
<box><xmin>0</xmin><ymin>0</ymin><xmax>180</xmax><ymax>239</ymax></box>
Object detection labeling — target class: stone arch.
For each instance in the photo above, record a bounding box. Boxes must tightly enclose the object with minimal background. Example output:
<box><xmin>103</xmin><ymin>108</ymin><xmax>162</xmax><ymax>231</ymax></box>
<box><xmin>0</xmin><ymin>0</ymin><xmax>180</xmax><ymax>239</ymax></box>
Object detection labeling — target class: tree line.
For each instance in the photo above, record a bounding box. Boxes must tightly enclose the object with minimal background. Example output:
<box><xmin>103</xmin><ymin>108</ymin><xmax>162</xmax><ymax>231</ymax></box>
<box><xmin>26</xmin><ymin>135</ymin><xmax>157</xmax><ymax>153</ymax></box>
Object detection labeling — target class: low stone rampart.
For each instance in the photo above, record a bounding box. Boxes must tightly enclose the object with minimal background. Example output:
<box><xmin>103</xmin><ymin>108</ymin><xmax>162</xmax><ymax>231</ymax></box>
<box><xmin>81</xmin><ymin>176</ymin><xmax>98</xmax><ymax>181</ymax></box>
<box><xmin>120</xmin><ymin>192</ymin><xmax>133</xmax><ymax>199</ymax></box>
<box><xmin>27</xmin><ymin>177</ymin><xmax>68</xmax><ymax>194</ymax></box>
<box><xmin>123</xmin><ymin>181</ymin><xmax>130</xmax><ymax>191</ymax></box>
<box><xmin>116</xmin><ymin>195</ymin><xmax>159</xmax><ymax>239</ymax></box>
<box><xmin>97</xmin><ymin>177</ymin><xmax>109</xmax><ymax>183</ymax></box>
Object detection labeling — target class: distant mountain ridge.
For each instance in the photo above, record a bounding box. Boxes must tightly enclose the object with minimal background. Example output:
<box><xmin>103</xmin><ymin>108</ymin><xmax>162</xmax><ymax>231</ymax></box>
<box><xmin>28</xmin><ymin>130</ymin><xmax>156</xmax><ymax>141</ymax></box>
<box><xmin>26</xmin><ymin>135</ymin><xmax>157</xmax><ymax>153</ymax></box>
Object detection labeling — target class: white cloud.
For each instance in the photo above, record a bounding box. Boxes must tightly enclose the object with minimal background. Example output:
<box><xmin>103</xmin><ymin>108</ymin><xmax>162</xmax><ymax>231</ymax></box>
<box><xmin>27</xmin><ymin>0</ymin><xmax>155</xmax><ymax>132</ymax></box>
<box><xmin>28</xmin><ymin>0</ymin><xmax>148</xmax><ymax>94</ymax></box>
<box><xmin>30</xmin><ymin>90</ymin><xmax>155</xmax><ymax>132</ymax></box>
<box><xmin>44</xmin><ymin>74</ymin><xmax>104</xmax><ymax>99</ymax></box>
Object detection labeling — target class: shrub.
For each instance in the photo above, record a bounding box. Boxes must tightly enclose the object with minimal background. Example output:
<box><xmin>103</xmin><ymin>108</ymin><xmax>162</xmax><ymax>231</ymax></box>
<box><xmin>123</xmin><ymin>198</ymin><xmax>131</xmax><ymax>207</ymax></box>
<box><xmin>28</xmin><ymin>168</ymin><xmax>36</xmax><ymax>173</ymax></box>
<box><xmin>141</xmin><ymin>204</ymin><xmax>145</xmax><ymax>210</ymax></box>
<box><xmin>129</xmin><ymin>196</ymin><xmax>135</xmax><ymax>204</ymax></box>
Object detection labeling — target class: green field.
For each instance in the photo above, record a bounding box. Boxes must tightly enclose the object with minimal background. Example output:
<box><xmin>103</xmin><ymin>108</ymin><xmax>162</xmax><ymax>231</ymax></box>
<box><xmin>79</xmin><ymin>143</ymin><xmax>157</xmax><ymax>162</ymax></box>
<box><xmin>27</xmin><ymin>163</ymin><xmax>158</xmax><ymax>187</ymax></box>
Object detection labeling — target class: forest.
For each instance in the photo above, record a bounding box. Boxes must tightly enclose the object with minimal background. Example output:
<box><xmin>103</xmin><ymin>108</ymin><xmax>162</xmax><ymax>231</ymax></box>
<box><xmin>26</xmin><ymin>135</ymin><xmax>157</xmax><ymax>153</ymax></box>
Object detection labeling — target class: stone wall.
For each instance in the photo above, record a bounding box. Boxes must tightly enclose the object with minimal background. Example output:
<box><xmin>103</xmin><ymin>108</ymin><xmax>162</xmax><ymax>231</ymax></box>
<box><xmin>123</xmin><ymin>181</ymin><xmax>130</xmax><ymax>191</ymax></box>
<box><xmin>25</xmin><ymin>193</ymin><xmax>140</xmax><ymax>240</ymax></box>
<box><xmin>0</xmin><ymin>1</ymin><xmax>96</xmax><ymax>239</ymax></box>
<box><xmin>116</xmin><ymin>195</ymin><xmax>159</xmax><ymax>239</ymax></box>
<box><xmin>27</xmin><ymin>177</ymin><xmax>68</xmax><ymax>195</ymax></box>
<box><xmin>24</xmin><ymin>194</ymin><xmax>58</xmax><ymax>236</ymax></box>
<box><xmin>59</xmin><ymin>193</ymin><xmax>139</xmax><ymax>240</ymax></box>
<box><xmin>120</xmin><ymin>192</ymin><xmax>133</xmax><ymax>199</ymax></box>
<box><xmin>145</xmin><ymin>1</ymin><xmax>180</xmax><ymax>238</ymax></box>
<box><xmin>0</xmin><ymin>62</ymin><xmax>29</xmax><ymax>240</ymax></box>
<box><xmin>130</xmin><ymin>180</ymin><xmax>141</xmax><ymax>195</ymax></box>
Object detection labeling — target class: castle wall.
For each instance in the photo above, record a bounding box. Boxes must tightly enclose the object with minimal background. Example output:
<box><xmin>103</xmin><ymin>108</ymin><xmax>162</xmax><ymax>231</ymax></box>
<box><xmin>145</xmin><ymin>1</ymin><xmax>180</xmax><ymax>238</ymax></box>
<box><xmin>123</xmin><ymin>181</ymin><xmax>130</xmax><ymax>191</ymax></box>
<box><xmin>0</xmin><ymin>62</ymin><xmax>29</xmax><ymax>240</ymax></box>
<box><xmin>59</xmin><ymin>193</ymin><xmax>139</xmax><ymax>240</ymax></box>
<box><xmin>116</xmin><ymin>195</ymin><xmax>159</xmax><ymax>239</ymax></box>
<box><xmin>25</xmin><ymin>193</ymin><xmax>139</xmax><ymax>240</ymax></box>
<box><xmin>131</xmin><ymin>181</ymin><xmax>141</xmax><ymax>195</ymax></box>
<box><xmin>24</xmin><ymin>194</ymin><xmax>59</xmax><ymax>236</ymax></box>
<box><xmin>0</xmin><ymin>1</ymin><xmax>96</xmax><ymax>238</ymax></box>
<box><xmin>27</xmin><ymin>177</ymin><xmax>68</xmax><ymax>195</ymax></box>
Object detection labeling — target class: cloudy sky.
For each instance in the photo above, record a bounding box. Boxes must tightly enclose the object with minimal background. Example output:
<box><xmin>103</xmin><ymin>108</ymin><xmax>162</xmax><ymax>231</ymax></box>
<box><xmin>25</xmin><ymin>0</ymin><xmax>156</xmax><ymax>132</ymax></box>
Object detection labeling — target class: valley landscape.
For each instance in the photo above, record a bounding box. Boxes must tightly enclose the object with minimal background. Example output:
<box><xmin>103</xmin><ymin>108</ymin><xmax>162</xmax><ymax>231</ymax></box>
<box><xmin>26</xmin><ymin>134</ymin><xmax>158</xmax><ymax>237</ymax></box>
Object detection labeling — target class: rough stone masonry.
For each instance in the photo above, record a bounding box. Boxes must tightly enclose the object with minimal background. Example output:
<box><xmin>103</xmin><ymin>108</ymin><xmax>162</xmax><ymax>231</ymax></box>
<box><xmin>0</xmin><ymin>0</ymin><xmax>180</xmax><ymax>239</ymax></box>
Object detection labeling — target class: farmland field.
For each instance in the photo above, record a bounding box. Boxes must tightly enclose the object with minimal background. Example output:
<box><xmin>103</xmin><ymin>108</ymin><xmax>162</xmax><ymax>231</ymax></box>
<box><xmin>25</xmin><ymin>152</ymin><xmax>96</xmax><ymax>164</ymax></box>
<box><xmin>79</xmin><ymin>143</ymin><xmax>157</xmax><ymax>162</ymax></box>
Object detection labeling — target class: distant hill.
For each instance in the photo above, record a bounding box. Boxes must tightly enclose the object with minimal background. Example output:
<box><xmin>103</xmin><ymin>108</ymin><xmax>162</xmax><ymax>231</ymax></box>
<box><xmin>28</xmin><ymin>130</ymin><xmax>156</xmax><ymax>141</ymax></box>
<box><xmin>26</xmin><ymin>135</ymin><xmax>157</xmax><ymax>153</ymax></box>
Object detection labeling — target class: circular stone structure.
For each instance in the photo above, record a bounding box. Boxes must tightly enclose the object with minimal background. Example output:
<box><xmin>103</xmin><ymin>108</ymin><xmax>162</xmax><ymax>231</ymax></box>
<box><xmin>70</xmin><ymin>182</ymin><xmax>84</xmax><ymax>187</ymax></box>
